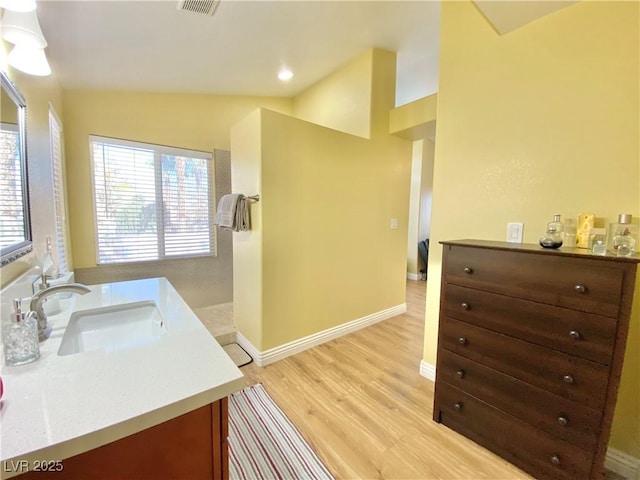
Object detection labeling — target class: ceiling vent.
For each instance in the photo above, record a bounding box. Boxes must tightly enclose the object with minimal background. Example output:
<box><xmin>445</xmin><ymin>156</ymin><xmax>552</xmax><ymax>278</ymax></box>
<box><xmin>177</xmin><ymin>0</ymin><xmax>221</xmax><ymax>16</ymax></box>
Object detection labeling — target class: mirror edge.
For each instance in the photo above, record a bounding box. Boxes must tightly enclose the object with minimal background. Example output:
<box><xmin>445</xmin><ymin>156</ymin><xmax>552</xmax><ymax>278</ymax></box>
<box><xmin>0</xmin><ymin>71</ymin><xmax>33</xmax><ymax>267</ymax></box>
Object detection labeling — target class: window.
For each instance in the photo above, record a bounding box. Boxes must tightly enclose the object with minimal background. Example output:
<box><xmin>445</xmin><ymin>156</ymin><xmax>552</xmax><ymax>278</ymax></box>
<box><xmin>89</xmin><ymin>136</ymin><xmax>215</xmax><ymax>265</ymax></box>
<box><xmin>49</xmin><ymin>106</ymin><xmax>69</xmax><ymax>273</ymax></box>
<box><xmin>0</xmin><ymin>122</ymin><xmax>26</xmax><ymax>250</ymax></box>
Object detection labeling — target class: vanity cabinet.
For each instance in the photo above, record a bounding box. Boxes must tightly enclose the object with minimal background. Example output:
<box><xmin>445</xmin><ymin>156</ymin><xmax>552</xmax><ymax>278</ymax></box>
<box><xmin>433</xmin><ymin>240</ymin><xmax>638</xmax><ymax>480</ymax></box>
<box><xmin>16</xmin><ymin>399</ymin><xmax>229</xmax><ymax>480</ymax></box>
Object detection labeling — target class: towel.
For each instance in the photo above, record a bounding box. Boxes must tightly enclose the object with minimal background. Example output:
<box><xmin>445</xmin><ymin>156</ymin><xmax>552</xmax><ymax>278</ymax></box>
<box><xmin>214</xmin><ymin>194</ymin><xmax>250</xmax><ymax>231</ymax></box>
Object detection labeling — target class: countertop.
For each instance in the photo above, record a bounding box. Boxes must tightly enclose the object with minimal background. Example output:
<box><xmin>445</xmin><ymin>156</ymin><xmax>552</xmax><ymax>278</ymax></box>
<box><xmin>0</xmin><ymin>277</ymin><xmax>245</xmax><ymax>477</ymax></box>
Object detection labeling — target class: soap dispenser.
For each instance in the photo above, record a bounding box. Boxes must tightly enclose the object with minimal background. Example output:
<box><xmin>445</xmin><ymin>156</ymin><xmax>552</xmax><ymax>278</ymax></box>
<box><xmin>3</xmin><ymin>299</ymin><xmax>40</xmax><ymax>366</ymax></box>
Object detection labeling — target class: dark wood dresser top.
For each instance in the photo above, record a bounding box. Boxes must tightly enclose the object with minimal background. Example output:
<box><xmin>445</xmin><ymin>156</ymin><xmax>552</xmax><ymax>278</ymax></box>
<box><xmin>440</xmin><ymin>239</ymin><xmax>640</xmax><ymax>264</ymax></box>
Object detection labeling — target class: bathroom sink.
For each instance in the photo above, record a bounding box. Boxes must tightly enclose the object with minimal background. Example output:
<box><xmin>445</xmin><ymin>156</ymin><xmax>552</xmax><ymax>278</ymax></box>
<box><xmin>58</xmin><ymin>301</ymin><xmax>167</xmax><ymax>356</ymax></box>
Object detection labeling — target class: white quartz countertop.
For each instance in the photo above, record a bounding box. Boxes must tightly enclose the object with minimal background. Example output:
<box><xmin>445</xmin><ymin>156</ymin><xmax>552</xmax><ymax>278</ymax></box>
<box><xmin>0</xmin><ymin>277</ymin><xmax>245</xmax><ymax>476</ymax></box>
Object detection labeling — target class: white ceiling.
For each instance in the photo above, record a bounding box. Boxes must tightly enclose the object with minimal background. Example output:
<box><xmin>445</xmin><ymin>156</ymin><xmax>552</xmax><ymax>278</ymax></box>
<box><xmin>35</xmin><ymin>1</ymin><xmax>442</xmax><ymax>106</ymax></box>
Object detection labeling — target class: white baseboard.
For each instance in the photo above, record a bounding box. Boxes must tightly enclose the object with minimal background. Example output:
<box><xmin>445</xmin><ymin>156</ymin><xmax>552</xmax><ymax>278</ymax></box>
<box><xmin>236</xmin><ymin>303</ymin><xmax>407</xmax><ymax>367</ymax></box>
<box><xmin>235</xmin><ymin>332</ymin><xmax>262</xmax><ymax>365</ymax></box>
<box><xmin>605</xmin><ymin>447</ymin><xmax>640</xmax><ymax>480</ymax></box>
<box><xmin>407</xmin><ymin>272</ymin><xmax>421</xmax><ymax>281</ymax></box>
<box><xmin>420</xmin><ymin>360</ymin><xmax>436</xmax><ymax>382</ymax></box>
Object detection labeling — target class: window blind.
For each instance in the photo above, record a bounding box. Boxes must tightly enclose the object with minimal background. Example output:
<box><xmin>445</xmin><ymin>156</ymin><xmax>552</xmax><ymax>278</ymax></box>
<box><xmin>89</xmin><ymin>136</ymin><xmax>214</xmax><ymax>265</ymax></box>
<box><xmin>49</xmin><ymin>107</ymin><xmax>69</xmax><ymax>274</ymax></box>
<box><xmin>0</xmin><ymin>123</ymin><xmax>26</xmax><ymax>251</ymax></box>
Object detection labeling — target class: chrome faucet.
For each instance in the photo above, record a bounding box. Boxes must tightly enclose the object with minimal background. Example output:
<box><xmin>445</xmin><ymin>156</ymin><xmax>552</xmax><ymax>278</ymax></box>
<box><xmin>30</xmin><ymin>283</ymin><xmax>91</xmax><ymax>340</ymax></box>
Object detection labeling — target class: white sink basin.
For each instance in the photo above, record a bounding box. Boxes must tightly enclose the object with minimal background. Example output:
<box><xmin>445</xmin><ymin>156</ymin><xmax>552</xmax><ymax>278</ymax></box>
<box><xmin>58</xmin><ymin>301</ymin><xmax>167</xmax><ymax>356</ymax></box>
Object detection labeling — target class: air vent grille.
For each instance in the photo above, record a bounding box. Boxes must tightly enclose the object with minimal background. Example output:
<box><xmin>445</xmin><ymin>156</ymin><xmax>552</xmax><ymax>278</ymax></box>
<box><xmin>177</xmin><ymin>0</ymin><xmax>220</xmax><ymax>16</ymax></box>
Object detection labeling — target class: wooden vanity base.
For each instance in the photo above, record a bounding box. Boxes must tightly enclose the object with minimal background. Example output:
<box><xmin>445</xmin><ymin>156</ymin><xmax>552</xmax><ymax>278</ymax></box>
<box><xmin>16</xmin><ymin>398</ymin><xmax>228</xmax><ymax>480</ymax></box>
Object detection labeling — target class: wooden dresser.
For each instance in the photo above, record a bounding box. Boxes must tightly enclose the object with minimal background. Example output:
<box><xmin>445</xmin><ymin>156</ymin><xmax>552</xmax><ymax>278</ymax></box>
<box><xmin>433</xmin><ymin>240</ymin><xmax>639</xmax><ymax>480</ymax></box>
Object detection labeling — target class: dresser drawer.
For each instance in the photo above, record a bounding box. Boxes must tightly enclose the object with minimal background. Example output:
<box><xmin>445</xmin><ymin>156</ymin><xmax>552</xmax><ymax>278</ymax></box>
<box><xmin>436</xmin><ymin>384</ymin><xmax>594</xmax><ymax>480</ymax></box>
<box><xmin>442</xmin><ymin>284</ymin><xmax>617</xmax><ymax>365</ymax></box>
<box><xmin>439</xmin><ymin>317</ymin><xmax>610</xmax><ymax>410</ymax></box>
<box><xmin>443</xmin><ymin>245</ymin><xmax>624</xmax><ymax>318</ymax></box>
<box><xmin>436</xmin><ymin>349</ymin><xmax>602</xmax><ymax>452</ymax></box>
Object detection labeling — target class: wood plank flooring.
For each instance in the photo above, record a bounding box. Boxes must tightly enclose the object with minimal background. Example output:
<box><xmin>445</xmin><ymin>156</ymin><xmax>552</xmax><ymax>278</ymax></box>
<box><xmin>239</xmin><ymin>280</ymin><xmax>622</xmax><ymax>480</ymax></box>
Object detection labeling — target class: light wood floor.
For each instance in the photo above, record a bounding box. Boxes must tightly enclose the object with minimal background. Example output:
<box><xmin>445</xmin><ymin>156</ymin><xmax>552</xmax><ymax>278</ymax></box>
<box><xmin>239</xmin><ymin>280</ymin><xmax>622</xmax><ymax>480</ymax></box>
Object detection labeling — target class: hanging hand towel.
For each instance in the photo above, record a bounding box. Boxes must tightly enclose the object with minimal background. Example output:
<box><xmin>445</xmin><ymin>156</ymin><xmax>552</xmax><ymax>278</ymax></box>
<box><xmin>214</xmin><ymin>194</ymin><xmax>250</xmax><ymax>231</ymax></box>
<box><xmin>234</xmin><ymin>195</ymin><xmax>250</xmax><ymax>231</ymax></box>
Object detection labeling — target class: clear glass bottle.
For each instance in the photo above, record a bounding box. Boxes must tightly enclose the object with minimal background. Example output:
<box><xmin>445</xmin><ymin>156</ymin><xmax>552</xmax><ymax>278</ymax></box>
<box><xmin>550</xmin><ymin>214</ymin><xmax>564</xmax><ymax>236</ymax></box>
<box><xmin>3</xmin><ymin>299</ymin><xmax>40</xmax><ymax>366</ymax></box>
<box><xmin>539</xmin><ymin>215</ymin><xmax>564</xmax><ymax>249</ymax></box>
<box><xmin>563</xmin><ymin>217</ymin><xmax>577</xmax><ymax>247</ymax></box>
<box><xmin>589</xmin><ymin>227</ymin><xmax>607</xmax><ymax>255</ymax></box>
<box><xmin>592</xmin><ymin>239</ymin><xmax>607</xmax><ymax>255</ymax></box>
<box><xmin>607</xmin><ymin>214</ymin><xmax>638</xmax><ymax>257</ymax></box>
<box><xmin>589</xmin><ymin>228</ymin><xmax>607</xmax><ymax>249</ymax></box>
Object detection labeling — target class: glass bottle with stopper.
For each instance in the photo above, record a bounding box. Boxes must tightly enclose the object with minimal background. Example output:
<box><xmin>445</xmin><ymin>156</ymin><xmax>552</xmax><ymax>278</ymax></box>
<box><xmin>539</xmin><ymin>214</ymin><xmax>564</xmax><ymax>249</ymax></box>
<box><xmin>608</xmin><ymin>214</ymin><xmax>638</xmax><ymax>257</ymax></box>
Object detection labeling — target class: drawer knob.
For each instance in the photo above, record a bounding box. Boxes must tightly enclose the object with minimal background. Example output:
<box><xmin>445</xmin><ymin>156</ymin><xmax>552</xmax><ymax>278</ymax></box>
<box><xmin>454</xmin><ymin>402</ymin><xmax>463</xmax><ymax>411</ymax></box>
<box><xmin>461</xmin><ymin>302</ymin><xmax>470</xmax><ymax>310</ymax></box>
<box><xmin>550</xmin><ymin>455</ymin><xmax>561</xmax><ymax>465</ymax></box>
<box><xmin>569</xmin><ymin>330</ymin><xmax>581</xmax><ymax>340</ymax></box>
<box><xmin>574</xmin><ymin>284</ymin><xmax>586</xmax><ymax>294</ymax></box>
<box><xmin>563</xmin><ymin>374</ymin><xmax>575</xmax><ymax>384</ymax></box>
<box><xmin>557</xmin><ymin>416</ymin><xmax>569</xmax><ymax>426</ymax></box>
<box><xmin>463</xmin><ymin>267</ymin><xmax>473</xmax><ymax>274</ymax></box>
<box><xmin>458</xmin><ymin>337</ymin><xmax>467</xmax><ymax>345</ymax></box>
<box><xmin>456</xmin><ymin>369</ymin><xmax>465</xmax><ymax>379</ymax></box>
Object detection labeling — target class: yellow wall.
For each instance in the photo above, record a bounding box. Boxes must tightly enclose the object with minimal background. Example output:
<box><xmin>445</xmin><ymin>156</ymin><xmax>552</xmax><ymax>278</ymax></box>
<box><xmin>293</xmin><ymin>50</ymin><xmax>373</xmax><ymax>138</ymax></box>
<box><xmin>427</xmin><ymin>0</ymin><xmax>639</xmax><ymax>456</ymax></box>
<box><xmin>232</xmin><ymin>49</ymin><xmax>412</xmax><ymax>351</ymax></box>
<box><xmin>260</xmin><ymin>110</ymin><xmax>410</xmax><ymax>349</ymax></box>
<box><xmin>368</xmin><ymin>50</ymin><xmax>398</xmax><ymax>138</ymax></box>
<box><xmin>1</xmin><ymin>87</ymin><xmax>18</xmax><ymax>124</ymax></box>
<box><xmin>0</xmin><ymin>69</ymin><xmax>64</xmax><ymax>287</ymax></box>
<box><xmin>62</xmin><ymin>90</ymin><xmax>292</xmax><ymax>270</ymax></box>
<box><xmin>230</xmin><ymin>109</ymin><xmax>263</xmax><ymax>348</ymax></box>
<box><xmin>389</xmin><ymin>93</ymin><xmax>437</xmax><ymax>140</ymax></box>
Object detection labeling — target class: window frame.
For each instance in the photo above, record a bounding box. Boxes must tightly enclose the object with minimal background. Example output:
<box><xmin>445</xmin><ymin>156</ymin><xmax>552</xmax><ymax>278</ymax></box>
<box><xmin>89</xmin><ymin>135</ymin><xmax>216</xmax><ymax>266</ymax></box>
<box><xmin>49</xmin><ymin>105</ymin><xmax>70</xmax><ymax>274</ymax></box>
<box><xmin>0</xmin><ymin>122</ymin><xmax>25</xmax><ymax>248</ymax></box>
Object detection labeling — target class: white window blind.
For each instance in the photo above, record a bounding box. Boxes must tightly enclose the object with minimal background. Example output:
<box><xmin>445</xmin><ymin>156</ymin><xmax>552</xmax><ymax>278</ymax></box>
<box><xmin>49</xmin><ymin>107</ymin><xmax>69</xmax><ymax>274</ymax></box>
<box><xmin>89</xmin><ymin>136</ymin><xmax>214</xmax><ymax>265</ymax></box>
<box><xmin>0</xmin><ymin>123</ymin><xmax>26</xmax><ymax>251</ymax></box>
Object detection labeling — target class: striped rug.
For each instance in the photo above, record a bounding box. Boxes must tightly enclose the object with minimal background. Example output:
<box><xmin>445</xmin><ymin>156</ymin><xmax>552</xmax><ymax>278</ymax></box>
<box><xmin>228</xmin><ymin>384</ymin><xmax>334</xmax><ymax>480</ymax></box>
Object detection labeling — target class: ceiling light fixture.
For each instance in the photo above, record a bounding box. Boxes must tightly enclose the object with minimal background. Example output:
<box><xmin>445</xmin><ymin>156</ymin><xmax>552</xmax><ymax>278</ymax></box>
<box><xmin>0</xmin><ymin>0</ymin><xmax>37</xmax><ymax>12</ymax></box>
<box><xmin>278</xmin><ymin>69</ymin><xmax>293</xmax><ymax>81</ymax></box>
<box><xmin>1</xmin><ymin>7</ymin><xmax>52</xmax><ymax>76</ymax></box>
<box><xmin>7</xmin><ymin>44</ymin><xmax>51</xmax><ymax>76</ymax></box>
<box><xmin>1</xmin><ymin>9</ymin><xmax>47</xmax><ymax>48</ymax></box>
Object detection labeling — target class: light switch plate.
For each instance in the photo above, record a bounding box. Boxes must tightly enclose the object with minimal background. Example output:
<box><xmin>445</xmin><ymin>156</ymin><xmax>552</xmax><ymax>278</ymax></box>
<box><xmin>390</xmin><ymin>218</ymin><xmax>399</xmax><ymax>230</ymax></box>
<box><xmin>507</xmin><ymin>222</ymin><xmax>524</xmax><ymax>243</ymax></box>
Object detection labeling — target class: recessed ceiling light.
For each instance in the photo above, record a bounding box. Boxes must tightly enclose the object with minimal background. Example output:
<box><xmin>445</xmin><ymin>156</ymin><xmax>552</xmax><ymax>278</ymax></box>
<box><xmin>278</xmin><ymin>69</ymin><xmax>293</xmax><ymax>81</ymax></box>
